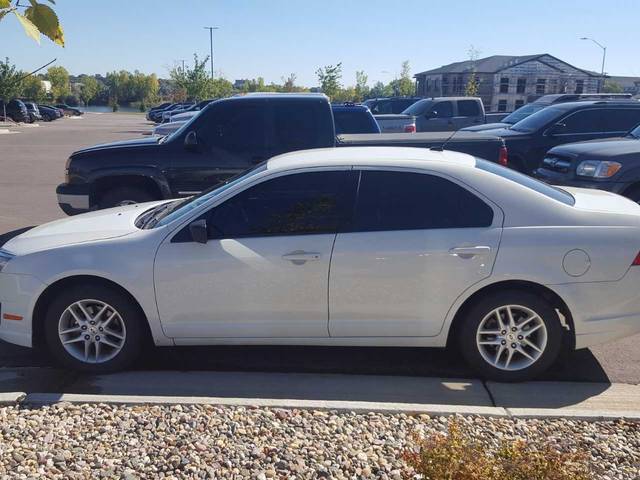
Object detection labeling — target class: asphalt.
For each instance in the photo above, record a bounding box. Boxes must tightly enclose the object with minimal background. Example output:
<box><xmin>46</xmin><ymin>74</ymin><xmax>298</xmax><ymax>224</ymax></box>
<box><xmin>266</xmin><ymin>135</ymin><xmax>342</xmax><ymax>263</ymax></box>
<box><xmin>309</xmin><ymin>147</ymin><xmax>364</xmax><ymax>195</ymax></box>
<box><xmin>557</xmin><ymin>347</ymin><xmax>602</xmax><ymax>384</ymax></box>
<box><xmin>0</xmin><ymin>112</ymin><xmax>638</xmax><ymax>394</ymax></box>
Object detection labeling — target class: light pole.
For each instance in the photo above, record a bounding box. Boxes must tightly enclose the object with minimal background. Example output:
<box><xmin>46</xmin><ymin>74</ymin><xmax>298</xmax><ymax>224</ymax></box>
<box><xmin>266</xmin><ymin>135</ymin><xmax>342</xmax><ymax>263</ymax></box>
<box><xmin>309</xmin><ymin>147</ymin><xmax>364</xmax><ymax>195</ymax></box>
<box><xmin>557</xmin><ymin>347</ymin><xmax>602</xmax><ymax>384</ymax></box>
<box><xmin>204</xmin><ymin>26</ymin><xmax>219</xmax><ymax>79</ymax></box>
<box><xmin>580</xmin><ymin>37</ymin><xmax>607</xmax><ymax>92</ymax></box>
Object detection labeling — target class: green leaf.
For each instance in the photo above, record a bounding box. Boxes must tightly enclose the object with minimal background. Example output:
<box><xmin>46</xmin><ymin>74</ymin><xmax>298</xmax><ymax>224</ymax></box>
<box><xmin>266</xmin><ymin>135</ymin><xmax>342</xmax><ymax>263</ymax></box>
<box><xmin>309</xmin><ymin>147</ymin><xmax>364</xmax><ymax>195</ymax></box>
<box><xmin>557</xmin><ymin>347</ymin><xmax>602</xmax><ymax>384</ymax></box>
<box><xmin>0</xmin><ymin>0</ymin><xmax>11</xmax><ymax>9</ymax></box>
<box><xmin>24</xmin><ymin>3</ymin><xmax>64</xmax><ymax>46</ymax></box>
<box><xmin>14</xmin><ymin>11</ymin><xmax>40</xmax><ymax>44</ymax></box>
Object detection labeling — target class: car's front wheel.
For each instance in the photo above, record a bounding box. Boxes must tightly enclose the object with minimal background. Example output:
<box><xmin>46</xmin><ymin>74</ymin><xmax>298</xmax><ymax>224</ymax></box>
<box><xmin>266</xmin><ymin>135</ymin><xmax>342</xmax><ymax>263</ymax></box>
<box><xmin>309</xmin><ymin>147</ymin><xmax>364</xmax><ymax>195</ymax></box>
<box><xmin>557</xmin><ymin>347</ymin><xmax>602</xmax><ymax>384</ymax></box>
<box><xmin>458</xmin><ymin>290</ymin><xmax>563</xmax><ymax>382</ymax></box>
<box><xmin>44</xmin><ymin>284</ymin><xmax>144</xmax><ymax>372</ymax></box>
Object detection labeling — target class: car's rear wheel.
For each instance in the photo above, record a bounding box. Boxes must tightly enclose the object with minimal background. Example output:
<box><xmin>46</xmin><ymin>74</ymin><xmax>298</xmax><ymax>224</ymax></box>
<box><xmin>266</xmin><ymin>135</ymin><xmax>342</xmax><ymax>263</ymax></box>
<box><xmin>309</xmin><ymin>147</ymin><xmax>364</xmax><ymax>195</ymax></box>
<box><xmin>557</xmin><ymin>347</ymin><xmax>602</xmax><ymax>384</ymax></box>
<box><xmin>458</xmin><ymin>290</ymin><xmax>563</xmax><ymax>382</ymax></box>
<box><xmin>98</xmin><ymin>186</ymin><xmax>156</xmax><ymax>209</ymax></box>
<box><xmin>44</xmin><ymin>284</ymin><xmax>144</xmax><ymax>372</ymax></box>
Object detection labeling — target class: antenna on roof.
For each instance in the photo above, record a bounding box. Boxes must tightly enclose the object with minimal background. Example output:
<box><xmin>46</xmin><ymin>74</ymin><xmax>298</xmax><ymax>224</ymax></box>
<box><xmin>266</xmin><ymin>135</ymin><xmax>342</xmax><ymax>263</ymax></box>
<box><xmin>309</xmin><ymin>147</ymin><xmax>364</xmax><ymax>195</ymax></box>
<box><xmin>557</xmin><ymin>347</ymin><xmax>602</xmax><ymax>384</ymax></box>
<box><xmin>431</xmin><ymin>128</ymin><xmax>459</xmax><ymax>152</ymax></box>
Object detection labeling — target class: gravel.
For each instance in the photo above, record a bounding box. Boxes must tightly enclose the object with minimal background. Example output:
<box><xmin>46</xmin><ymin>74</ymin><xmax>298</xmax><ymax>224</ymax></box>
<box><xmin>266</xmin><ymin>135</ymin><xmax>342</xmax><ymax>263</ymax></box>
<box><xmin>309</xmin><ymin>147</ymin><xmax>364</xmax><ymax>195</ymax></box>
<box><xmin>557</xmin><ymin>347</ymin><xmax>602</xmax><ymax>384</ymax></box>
<box><xmin>0</xmin><ymin>403</ymin><xmax>637</xmax><ymax>479</ymax></box>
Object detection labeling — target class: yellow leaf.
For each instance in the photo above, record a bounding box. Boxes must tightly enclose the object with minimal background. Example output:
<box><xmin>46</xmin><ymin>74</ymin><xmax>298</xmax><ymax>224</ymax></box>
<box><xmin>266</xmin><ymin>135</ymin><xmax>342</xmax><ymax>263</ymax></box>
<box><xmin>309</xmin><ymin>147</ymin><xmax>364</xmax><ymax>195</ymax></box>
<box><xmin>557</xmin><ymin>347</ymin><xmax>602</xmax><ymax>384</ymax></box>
<box><xmin>14</xmin><ymin>11</ymin><xmax>40</xmax><ymax>44</ymax></box>
<box><xmin>0</xmin><ymin>0</ymin><xmax>10</xmax><ymax>9</ymax></box>
<box><xmin>25</xmin><ymin>3</ymin><xmax>64</xmax><ymax>47</ymax></box>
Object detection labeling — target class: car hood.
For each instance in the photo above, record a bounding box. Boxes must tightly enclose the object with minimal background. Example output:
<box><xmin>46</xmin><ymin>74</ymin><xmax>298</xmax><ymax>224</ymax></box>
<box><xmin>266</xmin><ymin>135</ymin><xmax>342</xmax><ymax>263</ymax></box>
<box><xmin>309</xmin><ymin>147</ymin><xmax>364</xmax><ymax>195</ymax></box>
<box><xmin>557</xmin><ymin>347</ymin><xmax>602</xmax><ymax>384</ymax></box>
<box><xmin>550</xmin><ymin>137</ymin><xmax>639</xmax><ymax>157</ymax></box>
<box><xmin>172</xmin><ymin>111</ymin><xmax>198</xmax><ymax>121</ymax></box>
<box><xmin>3</xmin><ymin>201</ymin><xmax>167</xmax><ymax>255</ymax></box>
<box><xmin>72</xmin><ymin>136</ymin><xmax>161</xmax><ymax>156</ymax></box>
<box><xmin>462</xmin><ymin>122</ymin><xmax>511</xmax><ymax>132</ymax></box>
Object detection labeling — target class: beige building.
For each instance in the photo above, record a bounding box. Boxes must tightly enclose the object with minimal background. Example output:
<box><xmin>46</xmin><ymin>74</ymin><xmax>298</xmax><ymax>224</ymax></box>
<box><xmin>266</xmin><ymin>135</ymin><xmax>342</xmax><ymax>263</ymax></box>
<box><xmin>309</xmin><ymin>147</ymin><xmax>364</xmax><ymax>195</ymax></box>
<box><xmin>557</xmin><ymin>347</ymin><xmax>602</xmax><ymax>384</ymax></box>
<box><xmin>415</xmin><ymin>54</ymin><xmax>601</xmax><ymax>112</ymax></box>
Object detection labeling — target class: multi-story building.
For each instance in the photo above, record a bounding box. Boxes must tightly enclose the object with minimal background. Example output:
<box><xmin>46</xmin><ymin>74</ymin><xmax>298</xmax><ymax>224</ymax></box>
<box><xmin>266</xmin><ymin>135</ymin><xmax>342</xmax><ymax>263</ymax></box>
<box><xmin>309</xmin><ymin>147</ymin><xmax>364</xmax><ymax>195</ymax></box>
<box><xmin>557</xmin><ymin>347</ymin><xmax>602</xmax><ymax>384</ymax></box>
<box><xmin>415</xmin><ymin>54</ymin><xmax>601</xmax><ymax>112</ymax></box>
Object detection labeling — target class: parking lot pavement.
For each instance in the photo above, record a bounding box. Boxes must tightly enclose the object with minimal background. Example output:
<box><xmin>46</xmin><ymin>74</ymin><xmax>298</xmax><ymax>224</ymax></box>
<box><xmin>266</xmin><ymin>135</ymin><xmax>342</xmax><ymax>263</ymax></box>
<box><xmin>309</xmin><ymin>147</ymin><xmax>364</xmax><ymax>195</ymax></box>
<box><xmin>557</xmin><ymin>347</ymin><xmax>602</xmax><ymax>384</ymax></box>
<box><xmin>0</xmin><ymin>112</ymin><xmax>639</xmax><ymax>388</ymax></box>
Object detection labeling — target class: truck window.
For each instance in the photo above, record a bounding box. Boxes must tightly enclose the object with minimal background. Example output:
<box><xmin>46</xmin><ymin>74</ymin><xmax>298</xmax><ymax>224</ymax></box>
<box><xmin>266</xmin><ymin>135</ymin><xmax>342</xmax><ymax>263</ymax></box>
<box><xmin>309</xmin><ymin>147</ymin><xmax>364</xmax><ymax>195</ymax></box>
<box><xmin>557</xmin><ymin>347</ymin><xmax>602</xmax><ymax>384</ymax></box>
<box><xmin>457</xmin><ymin>100</ymin><xmax>481</xmax><ymax>117</ymax></box>
<box><xmin>560</xmin><ymin>109</ymin><xmax>602</xmax><ymax>134</ymax></box>
<box><xmin>431</xmin><ymin>101</ymin><xmax>453</xmax><ymax>118</ymax></box>
<box><xmin>271</xmin><ymin>102</ymin><xmax>333</xmax><ymax>156</ymax></box>
<box><xmin>600</xmin><ymin>109</ymin><xmax>640</xmax><ymax>133</ymax></box>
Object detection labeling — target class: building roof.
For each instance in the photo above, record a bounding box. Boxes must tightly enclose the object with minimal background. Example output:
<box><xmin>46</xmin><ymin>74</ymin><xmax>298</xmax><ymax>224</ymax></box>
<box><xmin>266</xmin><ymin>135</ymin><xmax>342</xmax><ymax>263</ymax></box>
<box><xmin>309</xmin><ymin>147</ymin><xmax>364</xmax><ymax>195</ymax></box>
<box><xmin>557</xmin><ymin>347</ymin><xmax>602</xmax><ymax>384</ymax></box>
<box><xmin>415</xmin><ymin>54</ymin><xmax>597</xmax><ymax>77</ymax></box>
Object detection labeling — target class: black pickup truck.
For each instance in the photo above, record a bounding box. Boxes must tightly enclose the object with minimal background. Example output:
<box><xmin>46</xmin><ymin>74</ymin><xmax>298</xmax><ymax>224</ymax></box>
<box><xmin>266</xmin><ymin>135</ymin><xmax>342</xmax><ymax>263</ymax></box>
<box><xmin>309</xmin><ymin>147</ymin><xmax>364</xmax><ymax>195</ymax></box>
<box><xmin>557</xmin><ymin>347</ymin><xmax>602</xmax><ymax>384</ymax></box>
<box><xmin>57</xmin><ymin>93</ymin><xmax>507</xmax><ymax>215</ymax></box>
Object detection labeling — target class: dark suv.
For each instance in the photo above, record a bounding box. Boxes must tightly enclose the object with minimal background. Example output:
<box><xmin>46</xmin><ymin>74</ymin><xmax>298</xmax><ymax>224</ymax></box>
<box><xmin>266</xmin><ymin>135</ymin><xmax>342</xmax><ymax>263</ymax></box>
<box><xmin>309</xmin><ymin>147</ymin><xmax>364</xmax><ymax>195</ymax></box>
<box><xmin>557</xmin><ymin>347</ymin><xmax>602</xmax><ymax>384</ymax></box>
<box><xmin>535</xmin><ymin>122</ymin><xmax>640</xmax><ymax>202</ymax></box>
<box><xmin>0</xmin><ymin>99</ymin><xmax>29</xmax><ymax>123</ymax></box>
<box><xmin>482</xmin><ymin>100</ymin><xmax>640</xmax><ymax>173</ymax></box>
<box><xmin>362</xmin><ymin>97</ymin><xmax>422</xmax><ymax>114</ymax></box>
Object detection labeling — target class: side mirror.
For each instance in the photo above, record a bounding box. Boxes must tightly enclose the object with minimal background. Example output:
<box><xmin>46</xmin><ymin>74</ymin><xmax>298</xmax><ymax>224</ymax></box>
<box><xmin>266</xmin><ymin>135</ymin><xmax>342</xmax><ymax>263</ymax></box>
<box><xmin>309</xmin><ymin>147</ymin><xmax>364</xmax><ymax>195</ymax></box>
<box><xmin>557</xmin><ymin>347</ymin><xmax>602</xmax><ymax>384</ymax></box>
<box><xmin>189</xmin><ymin>219</ymin><xmax>208</xmax><ymax>244</ymax></box>
<box><xmin>184</xmin><ymin>130</ymin><xmax>198</xmax><ymax>149</ymax></box>
<box><xmin>426</xmin><ymin>111</ymin><xmax>437</xmax><ymax>119</ymax></box>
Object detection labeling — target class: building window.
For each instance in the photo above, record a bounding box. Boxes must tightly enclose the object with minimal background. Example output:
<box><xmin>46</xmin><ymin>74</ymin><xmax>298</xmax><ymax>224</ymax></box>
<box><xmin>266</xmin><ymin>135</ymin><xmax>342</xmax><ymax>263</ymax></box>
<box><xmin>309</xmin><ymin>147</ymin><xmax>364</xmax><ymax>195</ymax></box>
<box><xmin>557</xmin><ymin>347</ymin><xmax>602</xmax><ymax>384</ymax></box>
<box><xmin>575</xmin><ymin>79</ymin><xmax>584</xmax><ymax>94</ymax></box>
<box><xmin>435</xmin><ymin>79</ymin><xmax>440</xmax><ymax>90</ymax></box>
<box><xmin>499</xmin><ymin>77</ymin><xmax>509</xmax><ymax>94</ymax></box>
<box><xmin>516</xmin><ymin>78</ymin><xmax>526</xmax><ymax>94</ymax></box>
<box><xmin>536</xmin><ymin>79</ymin><xmax>546</xmax><ymax>95</ymax></box>
<box><xmin>514</xmin><ymin>100</ymin><xmax>524</xmax><ymax>110</ymax></box>
<box><xmin>498</xmin><ymin>100</ymin><xmax>508</xmax><ymax>112</ymax></box>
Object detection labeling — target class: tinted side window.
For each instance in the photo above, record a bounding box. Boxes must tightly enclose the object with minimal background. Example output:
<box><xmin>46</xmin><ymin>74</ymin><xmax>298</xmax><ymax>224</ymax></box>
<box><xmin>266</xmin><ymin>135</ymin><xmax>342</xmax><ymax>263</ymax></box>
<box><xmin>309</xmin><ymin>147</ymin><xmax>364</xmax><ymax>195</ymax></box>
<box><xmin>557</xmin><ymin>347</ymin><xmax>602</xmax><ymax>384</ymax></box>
<box><xmin>560</xmin><ymin>109</ymin><xmax>602</xmax><ymax>134</ymax></box>
<box><xmin>333</xmin><ymin>110</ymin><xmax>378</xmax><ymax>134</ymax></box>
<box><xmin>350</xmin><ymin>171</ymin><xmax>493</xmax><ymax>232</ymax></box>
<box><xmin>600</xmin><ymin>109</ymin><xmax>640</xmax><ymax>132</ymax></box>
<box><xmin>271</xmin><ymin>102</ymin><xmax>332</xmax><ymax>155</ymax></box>
<box><xmin>374</xmin><ymin>101</ymin><xmax>392</xmax><ymax>114</ymax></box>
<box><xmin>208</xmin><ymin>171</ymin><xmax>355</xmax><ymax>238</ymax></box>
<box><xmin>458</xmin><ymin>100</ymin><xmax>481</xmax><ymax>116</ymax></box>
<box><xmin>392</xmin><ymin>99</ymin><xmax>414</xmax><ymax>114</ymax></box>
<box><xmin>432</xmin><ymin>101</ymin><xmax>453</xmax><ymax>118</ymax></box>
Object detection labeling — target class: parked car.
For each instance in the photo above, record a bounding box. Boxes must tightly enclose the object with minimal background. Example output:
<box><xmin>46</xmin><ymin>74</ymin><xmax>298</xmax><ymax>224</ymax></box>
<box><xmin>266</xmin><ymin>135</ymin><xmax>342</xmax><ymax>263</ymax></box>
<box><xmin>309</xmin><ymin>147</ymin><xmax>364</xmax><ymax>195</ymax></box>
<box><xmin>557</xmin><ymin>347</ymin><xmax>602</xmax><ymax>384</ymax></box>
<box><xmin>148</xmin><ymin>103</ymin><xmax>191</xmax><ymax>123</ymax></box>
<box><xmin>462</xmin><ymin>93</ymin><xmax>635</xmax><ymax>132</ymax></box>
<box><xmin>41</xmin><ymin>104</ymin><xmax>64</xmax><ymax>118</ymax></box>
<box><xmin>55</xmin><ymin>104</ymin><xmax>83</xmax><ymax>116</ymax></box>
<box><xmin>484</xmin><ymin>100</ymin><xmax>640</xmax><ymax>174</ymax></box>
<box><xmin>7</xmin><ymin>147</ymin><xmax>640</xmax><ymax>380</ymax></box>
<box><xmin>0</xmin><ymin>99</ymin><xmax>29</xmax><ymax>123</ymax></box>
<box><xmin>380</xmin><ymin>97</ymin><xmax>506</xmax><ymax>133</ymax></box>
<box><xmin>37</xmin><ymin>104</ymin><xmax>60</xmax><ymax>122</ymax></box>
<box><xmin>534</xmin><ymin>122</ymin><xmax>640</xmax><ymax>202</ymax></box>
<box><xmin>23</xmin><ymin>102</ymin><xmax>43</xmax><ymax>123</ymax></box>
<box><xmin>161</xmin><ymin>101</ymin><xmax>208</xmax><ymax>123</ymax></box>
<box><xmin>56</xmin><ymin>93</ymin><xmax>507</xmax><ymax>214</ymax></box>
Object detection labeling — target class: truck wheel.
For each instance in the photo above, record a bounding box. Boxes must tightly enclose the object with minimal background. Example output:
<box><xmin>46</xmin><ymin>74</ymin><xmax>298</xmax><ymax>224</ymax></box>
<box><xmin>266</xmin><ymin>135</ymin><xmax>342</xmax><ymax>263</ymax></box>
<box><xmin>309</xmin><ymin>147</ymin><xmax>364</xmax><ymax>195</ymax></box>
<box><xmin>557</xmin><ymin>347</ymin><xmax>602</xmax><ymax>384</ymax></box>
<box><xmin>458</xmin><ymin>290</ymin><xmax>563</xmax><ymax>382</ymax></box>
<box><xmin>98</xmin><ymin>186</ymin><xmax>156</xmax><ymax>209</ymax></box>
<box><xmin>44</xmin><ymin>284</ymin><xmax>144</xmax><ymax>372</ymax></box>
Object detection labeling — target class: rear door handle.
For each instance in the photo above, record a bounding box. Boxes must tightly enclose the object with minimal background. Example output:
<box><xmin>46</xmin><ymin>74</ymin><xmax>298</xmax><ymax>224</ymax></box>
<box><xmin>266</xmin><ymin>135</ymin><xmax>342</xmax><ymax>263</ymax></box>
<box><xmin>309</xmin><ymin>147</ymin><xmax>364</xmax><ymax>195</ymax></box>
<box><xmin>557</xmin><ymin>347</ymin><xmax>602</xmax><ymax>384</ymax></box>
<box><xmin>449</xmin><ymin>246</ymin><xmax>491</xmax><ymax>258</ymax></box>
<box><xmin>282</xmin><ymin>251</ymin><xmax>322</xmax><ymax>264</ymax></box>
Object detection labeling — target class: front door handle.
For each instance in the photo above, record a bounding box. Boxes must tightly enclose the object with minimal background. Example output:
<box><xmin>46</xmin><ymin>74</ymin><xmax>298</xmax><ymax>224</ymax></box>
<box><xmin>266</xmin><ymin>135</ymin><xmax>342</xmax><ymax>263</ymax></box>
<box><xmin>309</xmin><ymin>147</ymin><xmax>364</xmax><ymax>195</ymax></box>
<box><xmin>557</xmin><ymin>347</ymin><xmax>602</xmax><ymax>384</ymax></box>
<box><xmin>449</xmin><ymin>246</ymin><xmax>491</xmax><ymax>259</ymax></box>
<box><xmin>282</xmin><ymin>251</ymin><xmax>322</xmax><ymax>264</ymax></box>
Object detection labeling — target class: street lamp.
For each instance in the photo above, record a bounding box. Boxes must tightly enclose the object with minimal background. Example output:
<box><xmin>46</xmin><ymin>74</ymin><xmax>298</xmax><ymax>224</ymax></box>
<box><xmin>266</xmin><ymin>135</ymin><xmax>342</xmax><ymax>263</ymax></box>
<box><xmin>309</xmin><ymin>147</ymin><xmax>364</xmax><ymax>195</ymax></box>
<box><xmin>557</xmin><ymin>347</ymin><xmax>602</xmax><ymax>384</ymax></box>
<box><xmin>580</xmin><ymin>37</ymin><xmax>607</xmax><ymax>92</ymax></box>
<box><xmin>204</xmin><ymin>26</ymin><xmax>219</xmax><ymax>79</ymax></box>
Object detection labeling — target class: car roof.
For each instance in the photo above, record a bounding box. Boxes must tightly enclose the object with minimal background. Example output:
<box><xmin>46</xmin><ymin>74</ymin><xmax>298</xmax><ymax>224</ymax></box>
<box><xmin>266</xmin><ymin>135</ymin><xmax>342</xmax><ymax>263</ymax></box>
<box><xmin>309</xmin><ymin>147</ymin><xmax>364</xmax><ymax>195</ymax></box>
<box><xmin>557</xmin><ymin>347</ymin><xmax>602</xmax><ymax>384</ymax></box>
<box><xmin>266</xmin><ymin>146</ymin><xmax>475</xmax><ymax>172</ymax></box>
<box><xmin>331</xmin><ymin>104</ymin><xmax>369</xmax><ymax>111</ymax></box>
<box><xmin>549</xmin><ymin>99</ymin><xmax>640</xmax><ymax>111</ymax></box>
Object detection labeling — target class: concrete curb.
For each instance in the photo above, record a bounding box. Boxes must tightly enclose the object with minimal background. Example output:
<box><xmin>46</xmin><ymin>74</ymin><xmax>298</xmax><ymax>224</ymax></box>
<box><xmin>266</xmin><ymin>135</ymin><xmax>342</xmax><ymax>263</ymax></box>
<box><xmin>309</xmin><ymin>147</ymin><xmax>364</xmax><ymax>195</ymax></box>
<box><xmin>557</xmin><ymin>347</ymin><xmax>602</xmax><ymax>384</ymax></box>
<box><xmin>0</xmin><ymin>392</ymin><xmax>26</xmax><ymax>404</ymax></box>
<box><xmin>16</xmin><ymin>393</ymin><xmax>640</xmax><ymax>421</ymax></box>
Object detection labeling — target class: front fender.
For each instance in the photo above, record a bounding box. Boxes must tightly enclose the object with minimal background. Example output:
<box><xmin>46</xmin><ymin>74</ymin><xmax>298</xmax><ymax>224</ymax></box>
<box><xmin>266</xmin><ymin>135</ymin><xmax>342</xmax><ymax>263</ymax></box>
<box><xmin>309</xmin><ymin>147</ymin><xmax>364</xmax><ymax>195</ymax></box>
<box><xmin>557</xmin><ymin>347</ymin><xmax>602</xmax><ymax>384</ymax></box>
<box><xmin>88</xmin><ymin>167</ymin><xmax>172</xmax><ymax>199</ymax></box>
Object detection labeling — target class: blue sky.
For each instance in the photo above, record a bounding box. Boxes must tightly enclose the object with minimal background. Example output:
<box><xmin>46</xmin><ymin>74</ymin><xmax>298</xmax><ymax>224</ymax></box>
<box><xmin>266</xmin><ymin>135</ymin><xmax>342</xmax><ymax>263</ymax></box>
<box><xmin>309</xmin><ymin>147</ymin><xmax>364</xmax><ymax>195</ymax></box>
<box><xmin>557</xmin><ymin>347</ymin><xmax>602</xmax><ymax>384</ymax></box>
<box><xmin>2</xmin><ymin>0</ymin><xmax>638</xmax><ymax>86</ymax></box>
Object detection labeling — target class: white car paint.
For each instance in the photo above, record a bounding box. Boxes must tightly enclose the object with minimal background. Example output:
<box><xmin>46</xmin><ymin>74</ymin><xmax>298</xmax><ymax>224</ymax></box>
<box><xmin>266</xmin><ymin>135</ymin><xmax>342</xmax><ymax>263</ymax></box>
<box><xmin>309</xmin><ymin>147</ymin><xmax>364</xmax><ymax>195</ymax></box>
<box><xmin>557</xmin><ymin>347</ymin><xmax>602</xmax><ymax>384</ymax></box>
<box><xmin>1</xmin><ymin>147</ymin><xmax>640</xmax><ymax>356</ymax></box>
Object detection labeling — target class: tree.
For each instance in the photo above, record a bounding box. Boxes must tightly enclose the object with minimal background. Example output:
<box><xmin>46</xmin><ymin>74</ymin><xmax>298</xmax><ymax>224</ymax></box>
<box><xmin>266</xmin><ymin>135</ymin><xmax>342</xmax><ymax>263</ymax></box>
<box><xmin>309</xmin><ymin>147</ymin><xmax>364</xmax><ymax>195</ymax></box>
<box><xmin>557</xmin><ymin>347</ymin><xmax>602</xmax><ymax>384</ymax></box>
<box><xmin>603</xmin><ymin>81</ymin><xmax>624</xmax><ymax>93</ymax></box>
<box><xmin>354</xmin><ymin>70</ymin><xmax>369</xmax><ymax>102</ymax></box>
<box><xmin>209</xmin><ymin>77</ymin><xmax>233</xmax><ymax>98</ymax></box>
<box><xmin>396</xmin><ymin>60</ymin><xmax>414</xmax><ymax>96</ymax></box>
<box><xmin>47</xmin><ymin>66</ymin><xmax>70</xmax><ymax>102</ymax></box>
<box><xmin>282</xmin><ymin>73</ymin><xmax>297</xmax><ymax>92</ymax></box>
<box><xmin>20</xmin><ymin>74</ymin><xmax>46</xmax><ymax>102</ymax></box>
<box><xmin>465</xmin><ymin>45</ymin><xmax>481</xmax><ymax>97</ymax></box>
<box><xmin>0</xmin><ymin>0</ymin><xmax>64</xmax><ymax>46</ymax></box>
<box><xmin>79</xmin><ymin>76</ymin><xmax>100</xmax><ymax>106</ymax></box>
<box><xmin>369</xmin><ymin>81</ymin><xmax>392</xmax><ymax>99</ymax></box>
<box><xmin>169</xmin><ymin>54</ymin><xmax>212</xmax><ymax>101</ymax></box>
<box><xmin>316</xmin><ymin>63</ymin><xmax>342</xmax><ymax>99</ymax></box>
<box><xmin>0</xmin><ymin>58</ymin><xmax>23</xmax><ymax>119</ymax></box>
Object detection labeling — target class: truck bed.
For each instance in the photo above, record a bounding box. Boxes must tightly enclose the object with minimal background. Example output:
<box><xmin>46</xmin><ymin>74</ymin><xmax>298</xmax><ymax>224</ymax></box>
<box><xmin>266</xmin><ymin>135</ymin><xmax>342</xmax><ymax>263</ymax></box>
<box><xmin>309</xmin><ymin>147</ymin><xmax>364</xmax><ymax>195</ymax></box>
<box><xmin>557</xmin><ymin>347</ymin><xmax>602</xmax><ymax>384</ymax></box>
<box><xmin>337</xmin><ymin>131</ymin><xmax>506</xmax><ymax>163</ymax></box>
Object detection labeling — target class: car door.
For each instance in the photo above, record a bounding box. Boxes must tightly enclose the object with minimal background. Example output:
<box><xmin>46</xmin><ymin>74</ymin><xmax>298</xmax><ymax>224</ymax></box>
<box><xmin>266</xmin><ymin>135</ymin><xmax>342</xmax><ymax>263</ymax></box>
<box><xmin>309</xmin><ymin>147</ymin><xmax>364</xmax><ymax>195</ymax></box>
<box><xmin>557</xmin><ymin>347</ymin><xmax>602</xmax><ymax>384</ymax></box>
<box><xmin>419</xmin><ymin>101</ymin><xmax>454</xmax><ymax>131</ymax></box>
<box><xmin>166</xmin><ymin>102</ymin><xmax>269</xmax><ymax>197</ymax></box>
<box><xmin>455</xmin><ymin>99</ymin><xmax>484</xmax><ymax>129</ymax></box>
<box><xmin>154</xmin><ymin>169</ymin><xmax>357</xmax><ymax>338</ymax></box>
<box><xmin>328</xmin><ymin>168</ymin><xmax>502</xmax><ymax>338</ymax></box>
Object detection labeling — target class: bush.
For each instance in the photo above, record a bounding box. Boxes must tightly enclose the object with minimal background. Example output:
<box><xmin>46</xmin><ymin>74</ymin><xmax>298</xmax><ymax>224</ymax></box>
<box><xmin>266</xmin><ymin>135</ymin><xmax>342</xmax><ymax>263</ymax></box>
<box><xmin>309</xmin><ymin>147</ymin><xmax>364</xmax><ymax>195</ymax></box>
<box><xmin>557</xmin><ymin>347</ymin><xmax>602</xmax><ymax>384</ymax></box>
<box><xmin>403</xmin><ymin>419</ymin><xmax>591</xmax><ymax>480</ymax></box>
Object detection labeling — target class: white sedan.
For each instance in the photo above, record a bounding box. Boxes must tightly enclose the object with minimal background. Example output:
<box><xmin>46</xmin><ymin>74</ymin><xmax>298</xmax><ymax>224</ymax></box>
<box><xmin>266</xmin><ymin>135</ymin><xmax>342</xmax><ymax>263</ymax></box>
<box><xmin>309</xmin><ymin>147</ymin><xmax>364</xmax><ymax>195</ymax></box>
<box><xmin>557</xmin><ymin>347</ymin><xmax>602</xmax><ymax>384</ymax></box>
<box><xmin>1</xmin><ymin>147</ymin><xmax>640</xmax><ymax>381</ymax></box>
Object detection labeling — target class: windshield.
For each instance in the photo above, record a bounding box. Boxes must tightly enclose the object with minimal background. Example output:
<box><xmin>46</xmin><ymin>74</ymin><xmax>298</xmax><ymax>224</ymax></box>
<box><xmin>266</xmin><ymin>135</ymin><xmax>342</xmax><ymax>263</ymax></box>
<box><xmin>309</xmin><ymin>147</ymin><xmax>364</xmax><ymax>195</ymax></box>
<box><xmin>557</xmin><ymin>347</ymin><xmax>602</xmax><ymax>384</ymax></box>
<box><xmin>476</xmin><ymin>159</ymin><xmax>575</xmax><ymax>205</ymax></box>
<box><xmin>508</xmin><ymin>105</ymin><xmax>564</xmax><ymax>133</ymax></box>
<box><xmin>140</xmin><ymin>163</ymin><xmax>268</xmax><ymax>229</ymax></box>
<box><xmin>629</xmin><ymin>124</ymin><xmax>640</xmax><ymax>139</ymax></box>
<box><xmin>403</xmin><ymin>99</ymin><xmax>432</xmax><ymax>116</ymax></box>
<box><xmin>502</xmin><ymin>103</ymin><xmax>548</xmax><ymax>124</ymax></box>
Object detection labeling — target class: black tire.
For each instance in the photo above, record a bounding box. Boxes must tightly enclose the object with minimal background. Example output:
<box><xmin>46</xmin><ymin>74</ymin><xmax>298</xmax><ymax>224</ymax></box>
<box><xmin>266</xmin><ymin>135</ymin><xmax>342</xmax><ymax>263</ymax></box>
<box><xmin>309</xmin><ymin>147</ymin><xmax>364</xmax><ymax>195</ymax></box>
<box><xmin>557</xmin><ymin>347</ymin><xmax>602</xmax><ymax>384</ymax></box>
<box><xmin>44</xmin><ymin>284</ymin><xmax>145</xmax><ymax>373</ymax></box>
<box><xmin>458</xmin><ymin>290</ymin><xmax>563</xmax><ymax>382</ymax></box>
<box><xmin>98</xmin><ymin>186</ymin><xmax>156</xmax><ymax>209</ymax></box>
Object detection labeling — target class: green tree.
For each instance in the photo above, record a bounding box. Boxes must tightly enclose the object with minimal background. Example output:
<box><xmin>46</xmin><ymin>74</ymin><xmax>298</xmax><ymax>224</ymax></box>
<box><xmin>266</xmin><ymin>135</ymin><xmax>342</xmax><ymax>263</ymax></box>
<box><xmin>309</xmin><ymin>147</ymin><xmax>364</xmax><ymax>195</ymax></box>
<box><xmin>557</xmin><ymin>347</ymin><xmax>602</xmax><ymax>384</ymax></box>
<box><xmin>465</xmin><ymin>45</ymin><xmax>481</xmax><ymax>97</ymax></box>
<box><xmin>170</xmin><ymin>54</ymin><xmax>213</xmax><ymax>101</ymax></box>
<box><xmin>354</xmin><ymin>70</ymin><xmax>369</xmax><ymax>102</ymax></box>
<box><xmin>388</xmin><ymin>60</ymin><xmax>414</xmax><ymax>97</ymax></box>
<box><xmin>209</xmin><ymin>77</ymin><xmax>233</xmax><ymax>98</ymax></box>
<box><xmin>603</xmin><ymin>81</ymin><xmax>624</xmax><ymax>93</ymax></box>
<box><xmin>47</xmin><ymin>66</ymin><xmax>70</xmax><ymax>101</ymax></box>
<box><xmin>79</xmin><ymin>76</ymin><xmax>100</xmax><ymax>106</ymax></box>
<box><xmin>316</xmin><ymin>63</ymin><xmax>342</xmax><ymax>99</ymax></box>
<box><xmin>369</xmin><ymin>81</ymin><xmax>392</xmax><ymax>99</ymax></box>
<box><xmin>20</xmin><ymin>74</ymin><xmax>46</xmax><ymax>102</ymax></box>
<box><xmin>0</xmin><ymin>0</ymin><xmax>64</xmax><ymax>46</ymax></box>
<box><xmin>0</xmin><ymin>58</ymin><xmax>23</xmax><ymax>119</ymax></box>
<box><xmin>282</xmin><ymin>73</ymin><xmax>297</xmax><ymax>92</ymax></box>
